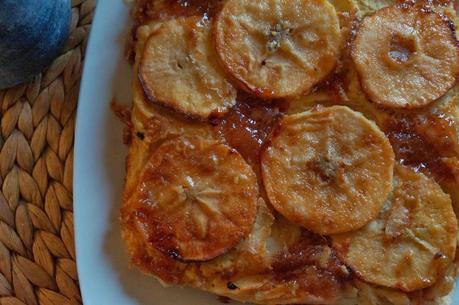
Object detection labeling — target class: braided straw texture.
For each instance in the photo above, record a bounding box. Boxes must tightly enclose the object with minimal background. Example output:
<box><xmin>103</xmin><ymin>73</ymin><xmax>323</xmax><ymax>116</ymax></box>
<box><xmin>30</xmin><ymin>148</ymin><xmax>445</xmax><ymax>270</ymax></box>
<box><xmin>0</xmin><ymin>0</ymin><xmax>95</xmax><ymax>304</ymax></box>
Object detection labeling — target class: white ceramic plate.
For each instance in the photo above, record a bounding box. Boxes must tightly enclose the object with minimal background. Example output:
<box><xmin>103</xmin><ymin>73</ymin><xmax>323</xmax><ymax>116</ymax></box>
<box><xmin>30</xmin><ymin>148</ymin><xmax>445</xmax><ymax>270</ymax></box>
<box><xmin>74</xmin><ymin>1</ymin><xmax>459</xmax><ymax>305</ymax></box>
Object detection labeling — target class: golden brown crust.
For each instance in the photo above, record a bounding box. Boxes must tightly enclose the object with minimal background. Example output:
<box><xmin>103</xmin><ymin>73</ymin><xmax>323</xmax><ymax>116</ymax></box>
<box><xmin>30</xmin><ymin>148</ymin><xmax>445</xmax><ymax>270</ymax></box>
<box><xmin>261</xmin><ymin>106</ymin><xmax>395</xmax><ymax>235</ymax></box>
<box><xmin>332</xmin><ymin>164</ymin><xmax>457</xmax><ymax>292</ymax></box>
<box><xmin>353</xmin><ymin>3</ymin><xmax>459</xmax><ymax>108</ymax></box>
<box><xmin>214</xmin><ymin>0</ymin><xmax>341</xmax><ymax>99</ymax></box>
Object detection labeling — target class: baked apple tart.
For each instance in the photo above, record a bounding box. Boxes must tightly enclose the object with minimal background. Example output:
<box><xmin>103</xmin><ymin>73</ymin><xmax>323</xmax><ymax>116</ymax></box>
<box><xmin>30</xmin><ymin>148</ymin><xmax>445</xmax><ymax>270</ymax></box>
<box><xmin>120</xmin><ymin>0</ymin><xmax>459</xmax><ymax>304</ymax></box>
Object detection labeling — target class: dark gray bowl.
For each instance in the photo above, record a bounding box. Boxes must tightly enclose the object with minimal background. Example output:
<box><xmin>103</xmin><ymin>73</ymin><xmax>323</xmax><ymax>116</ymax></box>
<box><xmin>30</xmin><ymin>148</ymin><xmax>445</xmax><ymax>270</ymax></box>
<box><xmin>0</xmin><ymin>0</ymin><xmax>71</xmax><ymax>89</ymax></box>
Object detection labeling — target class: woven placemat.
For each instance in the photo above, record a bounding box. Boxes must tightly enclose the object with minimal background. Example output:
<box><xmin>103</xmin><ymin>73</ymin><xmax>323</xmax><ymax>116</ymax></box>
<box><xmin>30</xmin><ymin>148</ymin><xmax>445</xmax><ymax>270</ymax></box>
<box><xmin>0</xmin><ymin>1</ymin><xmax>95</xmax><ymax>304</ymax></box>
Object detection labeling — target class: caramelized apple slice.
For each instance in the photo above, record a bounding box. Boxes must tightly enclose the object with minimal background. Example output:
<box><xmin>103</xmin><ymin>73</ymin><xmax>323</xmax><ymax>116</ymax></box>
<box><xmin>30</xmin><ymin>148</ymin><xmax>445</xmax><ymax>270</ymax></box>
<box><xmin>139</xmin><ymin>17</ymin><xmax>237</xmax><ymax>119</ymax></box>
<box><xmin>129</xmin><ymin>137</ymin><xmax>258</xmax><ymax>262</ymax></box>
<box><xmin>214</xmin><ymin>0</ymin><xmax>341</xmax><ymax>98</ymax></box>
<box><xmin>261</xmin><ymin>106</ymin><xmax>394</xmax><ymax>235</ymax></box>
<box><xmin>353</xmin><ymin>4</ymin><xmax>459</xmax><ymax>108</ymax></box>
<box><xmin>332</xmin><ymin>164</ymin><xmax>457</xmax><ymax>292</ymax></box>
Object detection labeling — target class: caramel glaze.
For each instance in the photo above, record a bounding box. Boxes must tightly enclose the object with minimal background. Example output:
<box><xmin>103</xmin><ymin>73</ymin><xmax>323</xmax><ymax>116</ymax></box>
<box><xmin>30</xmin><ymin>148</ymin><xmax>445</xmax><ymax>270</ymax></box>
<box><xmin>213</xmin><ymin>91</ymin><xmax>287</xmax><ymax>167</ymax></box>
<box><xmin>272</xmin><ymin>231</ymin><xmax>349</xmax><ymax>299</ymax></box>
<box><xmin>133</xmin><ymin>0</ymin><xmax>222</xmax><ymax>28</ymax></box>
<box><xmin>383</xmin><ymin>110</ymin><xmax>457</xmax><ymax>183</ymax></box>
<box><xmin>127</xmin><ymin>0</ymin><xmax>459</xmax><ymax>299</ymax></box>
